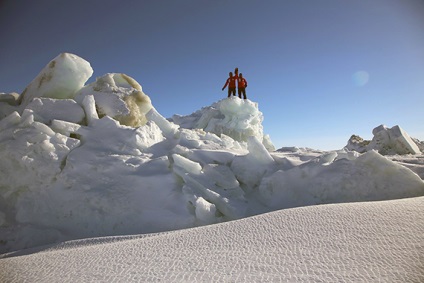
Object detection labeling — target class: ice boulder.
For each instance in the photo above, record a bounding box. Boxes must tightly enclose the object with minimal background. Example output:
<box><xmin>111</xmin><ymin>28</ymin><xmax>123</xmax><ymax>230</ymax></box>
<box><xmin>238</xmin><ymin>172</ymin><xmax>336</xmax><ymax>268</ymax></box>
<box><xmin>345</xmin><ymin>125</ymin><xmax>421</xmax><ymax>155</ymax></box>
<box><xmin>412</xmin><ymin>138</ymin><xmax>424</xmax><ymax>153</ymax></box>
<box><xmin>231</xmin><ymin>136</ymin><xmax>275</xmax><ymax>189</ymax></box>
<box><xmin>25</xmin><ymin>98</ymin><xmax>85</xmax><ymax>125</ymax></box>
<box><xmin>0</xmin><ymin>92</ymin><xmax>19</xmax><ymax>106</ymax></box>
<box><xmin>345</xmin><ymin>135</ymin><xmax>370</xmax><ymax>153</ymax></box>
<box><xmin>75</xmin><ymin>73</ymin><xmax>153</xmax><ymax>127</ymax></box>
<box><xmin>0</xmin><ymin>92</ymin><xmax>20</xmax><ymax>119</ymax></box>
<box><xmin>194</xmin><ymin>197</ymin><xmax>217</xmax><ymax>224</ymax></box>
<box><xmin>18</xmin><ymin>53</ymin><xmax>93</xmax><ymax>109</ymax></box>
<box><xmin>367</xmin><ymin>125</ymin><xmax>420</xmax><ymax>155</ymax></box>
<box><xmin>146</xmin><ymin>107</ymin><xmax>179</xmax><ymax>139</ymax></box>
<box><xmin>170</xmin><ymin>97</ymin><xmax>275</xmax><ymax>151</ymax></box>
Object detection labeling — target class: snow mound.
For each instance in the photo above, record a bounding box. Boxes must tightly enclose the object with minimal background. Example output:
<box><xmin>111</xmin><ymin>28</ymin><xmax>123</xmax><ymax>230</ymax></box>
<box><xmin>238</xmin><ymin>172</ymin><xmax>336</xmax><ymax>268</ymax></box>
<box><xmin>170</xmin><ymin>97</ymin><xmax>275</xmax><ymax>151</ymax></box>
<box><xmin>260</xmin><ymin>150</ymin><xmax>423</xmax><ymax>210</ymax></box>
<box><xmin>346</xmin><ymin>124</ymin><xmax>421</xmax><ymax>155</ymax></box>
<box><xmin>0</xmin><ymin>53</ymin><xmax>423</xmax><ymax>254</ymax></box>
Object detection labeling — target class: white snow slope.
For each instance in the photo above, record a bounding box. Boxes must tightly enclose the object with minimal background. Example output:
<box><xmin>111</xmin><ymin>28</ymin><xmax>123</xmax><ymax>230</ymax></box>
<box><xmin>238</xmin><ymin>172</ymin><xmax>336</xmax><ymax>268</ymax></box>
<box><xmin>1</xmin><ymin>197</ymin><xmax>423</xmax><ymax>282</ymax></box>
<box><xmin>0</xmin><ymin>53</ymin><xmax>423</xmax><ymax>281</ymax></box>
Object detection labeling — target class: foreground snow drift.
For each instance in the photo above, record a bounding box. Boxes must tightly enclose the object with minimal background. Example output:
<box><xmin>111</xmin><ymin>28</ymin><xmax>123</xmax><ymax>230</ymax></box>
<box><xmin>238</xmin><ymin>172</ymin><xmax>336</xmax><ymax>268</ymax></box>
<box><xmin>1</xmin><ymin>197</ymin><xmax>423</xmax><ymax>282</ymax></box>
<box><xmin>0</xmin><ymin>53</ymin><xmax>423</xmax><ymax>254</ymax></box>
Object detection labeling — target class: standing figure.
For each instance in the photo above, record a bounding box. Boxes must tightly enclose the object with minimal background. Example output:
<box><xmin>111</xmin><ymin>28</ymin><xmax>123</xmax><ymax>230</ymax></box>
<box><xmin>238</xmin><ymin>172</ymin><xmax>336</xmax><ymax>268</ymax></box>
<box><xmin>222</xmin><ymin>72</ymin><xmax>237</xmax><ymax>97</ymax></box>
<box><xmin>237</xmin><ymin>73</ymin><xmax>248</xmax><ymax>99</ymax></box>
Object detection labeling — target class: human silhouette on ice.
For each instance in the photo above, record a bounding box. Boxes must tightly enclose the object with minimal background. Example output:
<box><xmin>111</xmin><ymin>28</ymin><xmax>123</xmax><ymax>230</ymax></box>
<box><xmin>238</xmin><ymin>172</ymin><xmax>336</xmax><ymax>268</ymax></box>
<box><xmin>237</xmin><ymin>73</ymin><xmax>247</xmax><ymax>99</ymax></box>
<box><xmin>222</xmin><ymin>71</ymin><xmax>237</xmax><ymax>97</ymax></box>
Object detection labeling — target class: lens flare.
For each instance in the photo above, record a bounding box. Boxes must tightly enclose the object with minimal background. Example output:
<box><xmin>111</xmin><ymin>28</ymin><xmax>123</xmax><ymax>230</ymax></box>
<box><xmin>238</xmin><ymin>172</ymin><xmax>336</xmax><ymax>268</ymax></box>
<box><xmin>352</xmin><ymin>71</ymin><xmax>370</xmax><ymax>87</ymax></box>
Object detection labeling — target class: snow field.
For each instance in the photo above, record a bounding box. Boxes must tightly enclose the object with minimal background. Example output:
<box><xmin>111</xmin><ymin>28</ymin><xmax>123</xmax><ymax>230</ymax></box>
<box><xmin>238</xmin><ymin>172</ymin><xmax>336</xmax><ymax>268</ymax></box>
<box><xmin>1</xmin><ymin>197</ymin><xmax>423</xmax><ymax>282</ymax></box>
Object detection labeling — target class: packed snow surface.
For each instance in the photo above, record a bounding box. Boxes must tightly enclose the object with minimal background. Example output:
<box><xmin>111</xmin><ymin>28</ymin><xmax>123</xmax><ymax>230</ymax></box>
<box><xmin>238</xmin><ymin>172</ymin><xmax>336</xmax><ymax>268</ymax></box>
<box><xmin>1</xmin><ymin>197</ymin><xmax>423</xmax><ymax>282</ymax></box>
<box><xmin>0</xmin><ymin>53</ymin><xmax>423</xmax><ymax>268</ymax></box>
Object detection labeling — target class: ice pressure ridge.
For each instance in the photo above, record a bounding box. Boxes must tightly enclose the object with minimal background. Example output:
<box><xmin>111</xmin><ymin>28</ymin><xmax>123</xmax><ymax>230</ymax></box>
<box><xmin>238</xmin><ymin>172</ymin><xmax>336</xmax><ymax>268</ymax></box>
<box><xmin>0</xmin><ymin>53</ymin><xmax>423</xmax><ymax>254</ymax></box>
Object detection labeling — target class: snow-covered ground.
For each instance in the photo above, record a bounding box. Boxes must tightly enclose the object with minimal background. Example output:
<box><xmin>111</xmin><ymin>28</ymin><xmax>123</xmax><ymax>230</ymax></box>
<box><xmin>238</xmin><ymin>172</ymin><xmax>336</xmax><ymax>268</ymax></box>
<box><xmin>0</xmin><ymin>53</ymin><xmax>423</xmax><ymax>281</ymax></box>
<box><xmin>1</xmin><ymin>197</ymin><xmax>423</xmax><ymax>282</ymax></box>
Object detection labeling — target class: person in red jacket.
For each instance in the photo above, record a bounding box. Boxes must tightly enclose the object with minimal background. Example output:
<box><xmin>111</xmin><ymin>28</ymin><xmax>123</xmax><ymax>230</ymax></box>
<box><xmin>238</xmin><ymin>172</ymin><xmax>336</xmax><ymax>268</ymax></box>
<box><xmin>237</xmin><ymin>73</ymin><xmax>247</xmax><ymax>99</ymax></box>
<box><xmin>222</xmin><ymin>72</ymin><xmax>237</xmax><ymax>97</ymax></box>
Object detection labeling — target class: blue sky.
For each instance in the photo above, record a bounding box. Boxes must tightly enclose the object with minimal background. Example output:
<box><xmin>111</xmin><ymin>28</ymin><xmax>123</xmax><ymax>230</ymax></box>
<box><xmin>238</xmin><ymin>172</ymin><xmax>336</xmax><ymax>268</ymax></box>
<box><xmin>1</xmin><ymin>0</ymin><xmax>423</xmax><ymax>150</ymax></box>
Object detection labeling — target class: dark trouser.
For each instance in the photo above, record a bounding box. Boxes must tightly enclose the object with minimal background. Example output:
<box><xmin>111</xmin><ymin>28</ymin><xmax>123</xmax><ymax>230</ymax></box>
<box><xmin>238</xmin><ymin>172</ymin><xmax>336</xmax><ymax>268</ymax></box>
<box><xmin>228</xmin><ymin>87</ymin><xmax>236</xmax><ymax>97</ymax></box>
<box><xmin>238</xmin><ymin>88</ymin><xmax>246</xmax><ymax>99</ymax></box>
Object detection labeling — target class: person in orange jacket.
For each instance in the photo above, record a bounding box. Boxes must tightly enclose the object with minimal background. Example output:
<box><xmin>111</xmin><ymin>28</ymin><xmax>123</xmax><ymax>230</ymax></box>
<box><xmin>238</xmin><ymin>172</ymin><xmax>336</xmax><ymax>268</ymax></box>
<box><xmin>222</xmin><ymin>71</ymin><xmax>237</xmax><ymax>97</ymax></box>
<box><xmin>237</xmin><ymin>73</ymin><xmax>247</xmax><ymax>99</ymax></box>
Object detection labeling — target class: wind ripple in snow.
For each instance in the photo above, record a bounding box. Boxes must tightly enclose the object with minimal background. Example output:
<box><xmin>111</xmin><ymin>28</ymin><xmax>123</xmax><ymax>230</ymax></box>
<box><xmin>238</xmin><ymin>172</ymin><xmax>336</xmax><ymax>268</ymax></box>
<box><xmin>1</xmin><ymin>197</ymin><xmax>423</xmax><ymax>282</ymax></box>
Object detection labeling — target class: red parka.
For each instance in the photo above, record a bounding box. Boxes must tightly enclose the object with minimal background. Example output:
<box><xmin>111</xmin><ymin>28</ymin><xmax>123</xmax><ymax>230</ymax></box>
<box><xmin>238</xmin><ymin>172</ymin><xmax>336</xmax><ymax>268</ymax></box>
<box><xmin>222</xmin><ymin>75</ymin><xmax>237</xmax><ymax>89</ymax></box>
<box><xmin>237</xmin><ymin>77</ymin><xmax>247</xmax><ymax>88</ymax></box>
